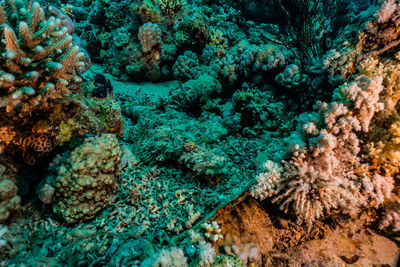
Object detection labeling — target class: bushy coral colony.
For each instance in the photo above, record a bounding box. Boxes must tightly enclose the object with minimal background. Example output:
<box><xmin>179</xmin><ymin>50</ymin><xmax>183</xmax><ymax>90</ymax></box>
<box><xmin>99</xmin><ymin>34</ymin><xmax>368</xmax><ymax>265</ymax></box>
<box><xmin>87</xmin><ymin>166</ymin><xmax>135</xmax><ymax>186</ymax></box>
<box><xmin>0</xmin><ymin>0</ymin><xmax>400</xmax><ymax>266</ymax></box>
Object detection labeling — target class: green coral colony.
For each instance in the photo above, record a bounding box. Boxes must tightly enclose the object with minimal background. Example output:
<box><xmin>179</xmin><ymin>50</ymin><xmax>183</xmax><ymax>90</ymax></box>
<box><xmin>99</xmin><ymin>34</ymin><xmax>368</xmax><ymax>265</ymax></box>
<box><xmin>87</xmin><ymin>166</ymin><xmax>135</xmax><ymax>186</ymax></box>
<box><xmin>0</xmin><ymin>0</ymin><xmax>400</xmax><ymax>266</ymax></box>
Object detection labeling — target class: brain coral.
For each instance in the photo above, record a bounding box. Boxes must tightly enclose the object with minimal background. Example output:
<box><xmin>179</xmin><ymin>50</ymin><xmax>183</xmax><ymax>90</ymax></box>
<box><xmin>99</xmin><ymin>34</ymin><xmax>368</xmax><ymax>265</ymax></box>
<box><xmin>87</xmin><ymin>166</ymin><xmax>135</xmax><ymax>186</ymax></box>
<box><xmin>49</xmin><ymin>134</ymin><xmax>121</xmax><ymax>223</ymax></box>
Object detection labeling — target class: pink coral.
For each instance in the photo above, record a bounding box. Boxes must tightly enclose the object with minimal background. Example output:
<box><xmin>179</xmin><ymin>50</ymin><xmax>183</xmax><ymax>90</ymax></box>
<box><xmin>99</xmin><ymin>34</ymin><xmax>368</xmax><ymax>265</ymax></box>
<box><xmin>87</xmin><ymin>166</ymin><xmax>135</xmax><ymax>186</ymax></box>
<box><xmin>138</xmin><ymin>22</ymin><xmax>162</xmax><ymax>67</ymax></box>
<box><xmin>252</xmin><ymin>75</ymin><xmax>387</xmax><ymax>229</ymax></box>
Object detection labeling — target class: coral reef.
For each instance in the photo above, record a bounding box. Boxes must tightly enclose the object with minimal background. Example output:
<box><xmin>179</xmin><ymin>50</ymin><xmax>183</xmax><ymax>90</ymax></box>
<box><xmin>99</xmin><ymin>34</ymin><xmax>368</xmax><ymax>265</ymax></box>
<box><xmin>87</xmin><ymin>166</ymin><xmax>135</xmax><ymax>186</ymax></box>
<box><xmin>1</xmin><ymin>0</ymin><xmax>400</xmax><ymax>266</ymax></box>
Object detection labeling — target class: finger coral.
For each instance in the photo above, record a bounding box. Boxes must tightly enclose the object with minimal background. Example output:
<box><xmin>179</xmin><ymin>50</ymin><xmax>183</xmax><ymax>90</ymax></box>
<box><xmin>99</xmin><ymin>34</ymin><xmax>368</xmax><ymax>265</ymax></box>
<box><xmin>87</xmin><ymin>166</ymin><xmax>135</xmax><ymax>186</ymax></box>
<box><xmin>0</xmin><ymin>0</ymin><xmax>85</xmax><ymax>116</ymax></box>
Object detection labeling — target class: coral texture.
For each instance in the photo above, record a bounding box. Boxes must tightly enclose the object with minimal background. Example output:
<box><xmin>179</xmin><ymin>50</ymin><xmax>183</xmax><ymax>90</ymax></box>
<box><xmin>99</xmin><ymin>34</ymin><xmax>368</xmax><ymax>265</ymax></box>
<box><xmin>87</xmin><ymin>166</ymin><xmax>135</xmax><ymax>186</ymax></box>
<box><xmin>0</xmin><ymin>0</ymin><xmax>87</xmax><ymax>164</ymax></box>
<box><xmin>141</xmin><ymin>247</ymin><xmax>188</xmax><ymax>267</ymax></box>
<box><xmin>48</xmin><ymin>134</ymin><xmax>121</xmax><ymax>223</ymax></box>
<box><xmin>252</xmin><ymin>75</ymin><xmax>392</xmax><ymax>229</ymax></box>
<box><xmin>0</xmin><ymin>164</ymin><xmax>20</xmax><ymax>224</ymax></box>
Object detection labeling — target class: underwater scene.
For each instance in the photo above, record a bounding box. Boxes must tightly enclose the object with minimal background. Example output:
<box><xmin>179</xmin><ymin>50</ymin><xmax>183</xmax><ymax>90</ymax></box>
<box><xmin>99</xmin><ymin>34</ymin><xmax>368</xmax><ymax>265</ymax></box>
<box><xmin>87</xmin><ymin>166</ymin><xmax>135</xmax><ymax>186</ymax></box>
<box><xmin>0</xmin><ymin>0</ymin><xmax>400</xmax><ymax>265</ymax></box>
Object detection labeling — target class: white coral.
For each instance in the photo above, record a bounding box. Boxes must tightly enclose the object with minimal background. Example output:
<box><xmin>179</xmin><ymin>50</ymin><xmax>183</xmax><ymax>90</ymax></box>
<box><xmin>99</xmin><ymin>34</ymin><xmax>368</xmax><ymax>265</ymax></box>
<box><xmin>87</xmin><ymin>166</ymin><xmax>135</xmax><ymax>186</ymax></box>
<box><xmin>379</xmin><ymin>203</ymin><xmax>400</xmax><ymax>232</ymax></box>
<box><xmin>251</xmin><ymin>160</ymin><xmax>283</xmax><ymax>200</ymax></box>
<box><xmin>198</xmin><ymin>240</ymin><xmax>216</xmax><ymax>267</ymax></box>
<box><xmin>141</xmin><ymin>247</ymin><xmax>188</xmax><ymax>267</ymax></box>
<box><xmin>375</xmin><ymin>0</ymin><xmax>400</xmax><ymax>24</ymax></box>
<box><xmin>362</xmin><ymin>174</ymin><xmax>394</xmax><ymax>208</ymax></box>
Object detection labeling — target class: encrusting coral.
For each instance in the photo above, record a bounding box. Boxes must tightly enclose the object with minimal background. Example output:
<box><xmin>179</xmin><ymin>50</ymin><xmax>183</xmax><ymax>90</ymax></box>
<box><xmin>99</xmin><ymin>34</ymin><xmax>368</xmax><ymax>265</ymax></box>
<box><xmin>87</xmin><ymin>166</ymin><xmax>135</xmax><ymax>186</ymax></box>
<box><xmin>41</xmin><ymin>134</ymin><xmax>121</xmax><ymax>223</ymax></box>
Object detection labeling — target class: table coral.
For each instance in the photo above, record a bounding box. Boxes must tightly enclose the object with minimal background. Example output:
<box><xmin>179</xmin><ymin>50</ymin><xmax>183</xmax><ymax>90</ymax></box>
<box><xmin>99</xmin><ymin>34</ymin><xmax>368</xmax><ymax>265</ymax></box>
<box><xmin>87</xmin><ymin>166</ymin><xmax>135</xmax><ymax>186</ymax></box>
<box><xmin>45</xmin><ymin>134</ymin><xmax>121</xmax><ymax>223</ymax></box>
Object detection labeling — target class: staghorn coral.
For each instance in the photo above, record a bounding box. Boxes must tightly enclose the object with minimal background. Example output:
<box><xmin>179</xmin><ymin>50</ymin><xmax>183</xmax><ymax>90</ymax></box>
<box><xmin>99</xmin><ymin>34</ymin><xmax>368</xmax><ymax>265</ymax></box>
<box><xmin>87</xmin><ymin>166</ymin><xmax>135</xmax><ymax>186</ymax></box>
<box><xmin>44</xmin><ymin>134</ymin><xmax>121</xmax><ymax>223</ymax></box>
<box><xmin>0</xmin><ymin>0</ymin><xmax>85</xmax><ymax>116</ymax></box>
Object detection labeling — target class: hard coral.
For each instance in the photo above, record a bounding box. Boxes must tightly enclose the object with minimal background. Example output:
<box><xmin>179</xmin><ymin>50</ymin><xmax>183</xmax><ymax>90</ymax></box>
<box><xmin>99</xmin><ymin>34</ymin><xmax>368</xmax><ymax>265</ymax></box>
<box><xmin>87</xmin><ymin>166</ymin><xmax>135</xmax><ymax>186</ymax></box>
<box><xmin>0</xmin><ymin>0</ymin><xmax>88</xmax><ymax>164</ymax></box>
<box><xmin>0</xmin><ymin>163</ymin><xmax>20</xmax><ymax>224</ymax></box>
<box><xmin>47</xmin><ymin>134</ymin><xmax>121</xmax><ymax>223</ymax></box>
<box><xmin>173</xmin><ymin>51</ymin><xmax>200</xmax><ymax>81</ymax></box>
<box><xmin>157</xmin><ymin>0</ymin><xmax>186</xmax><ymax>17</ymax></box>
<box><xmin>0</xmin><ymin>0</ymin><xmax>84</xmax><ymax>116</ymax></box>
<box><xmin>141</xmin><ymin>247</ymin><xmax>188</xmax><ymax>267</ymax></box>
<box><xmin>139</xmin><ymin>22</ymin><xmax>162</xmax><ymax>68</ymax></box>
<box><xmin>132</xmin><ymin>0</ymin><xmax>162</xmax><ymax>23</ymax></box>
<box><xmin>252</xmin><ymin>75</ymin><xmax>390</xmax><ymax>230</ymax></box>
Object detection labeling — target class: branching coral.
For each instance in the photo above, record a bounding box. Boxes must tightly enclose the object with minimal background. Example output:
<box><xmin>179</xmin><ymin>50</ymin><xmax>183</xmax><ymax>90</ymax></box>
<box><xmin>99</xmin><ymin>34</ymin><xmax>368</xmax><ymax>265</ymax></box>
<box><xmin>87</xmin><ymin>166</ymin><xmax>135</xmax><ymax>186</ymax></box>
<box><xmin>132</xmin><ymin>0</ymin><xmax>162</xmax><ymax>23</ymax></box>
<box><xmin>252</xmin><ymin>75</ymin><xmax>391</xmax><ymax>229</ymax></box>
<box><xmin>325</xmin><ymin>1</ymin><xmax>400</xmax><ymax>80</ymax></box>
<box><xmin>141</xmin><ymin>247</ymin><xmax>188</xmax><ymax>267</ymax></box>
<box><xmin>0</xmin><ymin>0</ymin><xmax>89</xmax><ymax>164</ymax></box>
<box><xmin>0</xmin><ymin>1</ymin><xmax>85</xmax><ymax>116</ymax></box>
<box><xmin>209</xmin><ymin>28</ymin><xmax>228</xmax><ymax>58</ymax></box>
